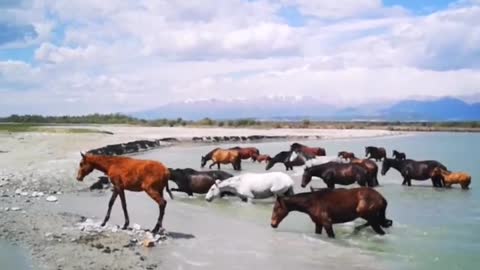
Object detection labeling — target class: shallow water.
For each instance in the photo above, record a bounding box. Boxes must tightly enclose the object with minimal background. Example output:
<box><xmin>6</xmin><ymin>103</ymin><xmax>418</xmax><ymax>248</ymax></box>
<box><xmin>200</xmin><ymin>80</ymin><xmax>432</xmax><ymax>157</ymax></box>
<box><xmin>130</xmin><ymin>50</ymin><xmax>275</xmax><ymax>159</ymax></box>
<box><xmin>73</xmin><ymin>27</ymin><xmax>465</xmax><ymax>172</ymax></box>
<box><xmin>62</xmin><ymin>133</ymin><xmax>480</xmax><ymax>270</ymax></box>
<box><xmin>0</xmin><ymin>240</ymin><xmax>32</xmax><ymax>270</ymax></box>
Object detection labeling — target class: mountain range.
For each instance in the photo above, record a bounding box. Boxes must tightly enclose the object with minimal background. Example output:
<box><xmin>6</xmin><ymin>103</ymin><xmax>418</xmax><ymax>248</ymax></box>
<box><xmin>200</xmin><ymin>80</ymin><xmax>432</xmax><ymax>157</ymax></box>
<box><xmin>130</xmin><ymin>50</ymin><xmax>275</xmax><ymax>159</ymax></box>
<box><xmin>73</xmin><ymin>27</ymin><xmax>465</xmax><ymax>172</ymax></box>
<box><xmin>133</xmin><ymin>96</ymin><xmax>480</xmax><ymax>121</ymax></box>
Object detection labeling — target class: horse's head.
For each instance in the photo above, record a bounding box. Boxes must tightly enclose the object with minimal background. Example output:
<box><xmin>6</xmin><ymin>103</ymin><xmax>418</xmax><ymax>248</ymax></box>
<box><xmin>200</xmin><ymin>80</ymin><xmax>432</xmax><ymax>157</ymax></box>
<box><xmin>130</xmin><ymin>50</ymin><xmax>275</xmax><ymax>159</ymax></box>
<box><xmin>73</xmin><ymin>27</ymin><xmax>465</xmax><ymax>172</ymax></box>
<box><xmin>301</xmin><ymin>168</ymin><xmax>313</xmax><ymax>188</ymax></box>
<box><xmin>290</xmin><ymin>143</ymin><xmax>301</xmax><ymax>152</ymax></box>
<box><xmin>271</xmin><ymin>196</ymin><xmax>289</xmax><ymax>228</ymax></box>
<box><xmin>365</xmin><ymin>147</ymin><xmax>370</xmax><ymax>157</ymax></box>
<box><xmin>200</xmin><ymin>156</ymin><xmax>207</xmax><ymax>168</ymax></box>
<box><xmin>76</xmin><ymin>152</ymin><xmax>94</xmax><ymax>181</ymax></box>
<box><xmin>381</xmin><ymin>158</ymin><xmax>391</xmax><ymax>176</ymax></box>
<box><xmin>205</xmin><ymin>180</ymin><xmax>221</xmax><ymax>202</ymax></box>
<box><xmin>338</xmin><ymin>151</ymin><xmax>344</xmax><ymax>158</ymax></box>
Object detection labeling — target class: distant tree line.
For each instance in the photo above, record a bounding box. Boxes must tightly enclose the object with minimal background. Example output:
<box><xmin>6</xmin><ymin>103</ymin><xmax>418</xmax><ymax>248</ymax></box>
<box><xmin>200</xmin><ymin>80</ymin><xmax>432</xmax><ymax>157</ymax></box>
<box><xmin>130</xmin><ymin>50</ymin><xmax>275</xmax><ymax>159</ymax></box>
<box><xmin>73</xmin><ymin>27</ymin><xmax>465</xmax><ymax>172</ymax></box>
<box><xmin>1</xmin><ymin>114</ymin><xmax>479</xmax><ymax>129</ymax></box>
<box><xmin>0</xmin><ymin>114</ymin><xmax>261</xmax><ymax>127</ymax></box>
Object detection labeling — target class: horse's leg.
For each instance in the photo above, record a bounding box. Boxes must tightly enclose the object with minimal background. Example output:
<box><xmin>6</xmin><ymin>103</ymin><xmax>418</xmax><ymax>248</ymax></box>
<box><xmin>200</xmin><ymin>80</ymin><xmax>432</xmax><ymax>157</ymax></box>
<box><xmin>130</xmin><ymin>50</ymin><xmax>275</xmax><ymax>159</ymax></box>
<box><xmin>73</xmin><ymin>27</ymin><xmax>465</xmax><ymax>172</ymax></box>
<box><xmin>209</xmin><ymin>162</ymin><xmax>216</xmax><ymax>169</ymax></box>
<box><xmin>324</xmin><ymin>223</ymin><xmax>335</xmax><ymax>238</ymax></box>
<box><xmin>315</xmin><ymin>224</ymin><xmax>323</xmax><ymax>234</ymax></box>
<box><xmin>370</xmin><ymin>222</ymin><xmax>386</xmax><ymax>235</ymax></box>
<box><xmin>218</xmin><ymin>162</ymin><xmax>221</xmax><ymax>170</ymax></box>
<box><xmin>354</xmin><ymin>221</ymin><xmax>370</xmax><ymax>232</ymax></box>
<box><xmin>407</xmin><ymin>178</ymin><xmax>412</xmax><ymax>186</ymax></box>
<box><xmin>101</xmin><ymin>189</ymin><xmax>118</xmax><ymax>227</ymax></box>
<box><xmin>118</xmin><ymin>189</ymin><xmax>130</xmax><ymax>230</ymax></box>
<box><xmin>145</xmin><ymin>188</ymin><xmax>167</xmax><ymax>234</ymax></box>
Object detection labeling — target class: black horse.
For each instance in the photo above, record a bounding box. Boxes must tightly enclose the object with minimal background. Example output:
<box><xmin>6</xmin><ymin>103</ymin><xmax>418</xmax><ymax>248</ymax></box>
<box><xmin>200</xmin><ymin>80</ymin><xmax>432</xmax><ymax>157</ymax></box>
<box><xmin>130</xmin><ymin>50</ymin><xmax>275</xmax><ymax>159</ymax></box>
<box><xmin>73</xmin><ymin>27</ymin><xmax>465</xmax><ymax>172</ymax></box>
<box><xmin>392</xmin><ymin>150</ymin><xmax>406</xmax><ymax>160</ymax></box>
<box><xmin>365</xmin><ymin>146</ymin><xmax>387</xmax><ymax>161</ymax></box>
<box><xmin>169</xmin><ymin>168</ymin><xmax>233</xmax><ymax>196</ymax></box>
<box><xmin>301</xmin><ymin>162</ymin><xmax>375</xmax><ymax>189</ymax></box>
<box><xmin>265</xmin><ymin>151</ymin><xmax>305</xmax><ymax>171</ymax></box>
<box><xmin>381</xmin><ymin>158</ymin><xmax>447</xmax><ymax>187</ymax></box>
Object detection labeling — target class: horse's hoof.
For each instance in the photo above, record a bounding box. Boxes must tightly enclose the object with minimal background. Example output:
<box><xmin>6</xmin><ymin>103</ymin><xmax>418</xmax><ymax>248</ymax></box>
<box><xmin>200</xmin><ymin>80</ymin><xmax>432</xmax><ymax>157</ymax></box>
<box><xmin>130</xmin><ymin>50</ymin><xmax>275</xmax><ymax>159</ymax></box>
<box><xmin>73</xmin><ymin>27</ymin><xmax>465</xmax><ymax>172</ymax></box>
<box><xmin>101</xmin><ymin>222</ymin><xmax>107</xmax><ymax>227</ymax></box>
<box><xmin>122</xmin><ymin>224</ymin><xmax>129</xmax><ymax>230</ymax></box>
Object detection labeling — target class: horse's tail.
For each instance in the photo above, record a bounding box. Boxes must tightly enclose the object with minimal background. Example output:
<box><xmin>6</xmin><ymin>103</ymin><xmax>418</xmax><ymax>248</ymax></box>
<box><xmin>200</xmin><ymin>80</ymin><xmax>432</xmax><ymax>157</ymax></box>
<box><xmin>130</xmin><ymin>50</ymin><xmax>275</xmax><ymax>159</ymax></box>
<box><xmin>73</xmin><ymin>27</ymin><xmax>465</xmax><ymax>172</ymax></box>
<box><xmin>379</xmin><ymin>198</ymin><xmax>392</xmax><ymax>228</ymax></box>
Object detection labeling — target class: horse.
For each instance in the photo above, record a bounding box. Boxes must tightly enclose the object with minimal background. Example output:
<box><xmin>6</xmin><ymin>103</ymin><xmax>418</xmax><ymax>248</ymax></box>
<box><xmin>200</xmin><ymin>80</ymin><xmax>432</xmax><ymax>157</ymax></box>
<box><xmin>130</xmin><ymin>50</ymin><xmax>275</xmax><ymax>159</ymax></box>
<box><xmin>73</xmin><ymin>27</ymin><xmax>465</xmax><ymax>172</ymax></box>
<box><xmin>431</xmin><ymin>167</ymin><xmax>471</xmax><ymax>189</ymax></box>
<box><xmin>254</xmin><ymin>154</ymin><xmax>272</xmax><ymax>163</ymax></box>
<box><xmin>290</xmin><ymin>143</ymin><xmax>326</xmax><ymax>159</ymax></box>
<box><xmin>265</xmin><ymin>151</ymin><xmax>305</xmax><ymax>171</ymax></box>
<box><xmin>270</xmin><ymin>187</ymin><xmax>393</xmax><ymax>238</ymax></box>
<box><xmin>381</xmin><ymin>158</ymin><xmax>447</xmax><ymax>187</ymax></box>
<box><xmin>205</xmin><ymin>172</ymin><xmax>295</xmax><ymax>202</ymax></box>
<box><xmin>76</xmin><ymin>153</ymin><xmax>172</xmax><ymax>234</ymax></box>
<box><xmin>229</xmin><ymin>146</ymin><xmax>260</xmax><ymax>161</ymax></box>
<box><xmin>392</xmin><ymin>150</ymin><xmax>406</xmax><ymax>160</ymax></box>
<box><xmin>201</xmin><ymin>148</ymin><xmax>241</xmax><ymax>170</ymax></box>
<box><xmin>365</xmin><ymin>146</ymin><xmax>386</xmax><ymax>161</ymax></box>
<box><xmin>301</xmin><ymin>162</ymin><xmax>375</xmax><ymax>189</ymax></box>
<box><xmin>168</xmin><ymin>168</ymin><xmax>233</xmax><ymax>196</ymax></box>
<box><xmin>351</xmin><ymin>157</ymin><xmax>380</xmax><ymax>187</ymax></box>
<box><xmin>338</xmin><ymin>151</ymin><xmax>356</xmax><ymax>161</ymax></box>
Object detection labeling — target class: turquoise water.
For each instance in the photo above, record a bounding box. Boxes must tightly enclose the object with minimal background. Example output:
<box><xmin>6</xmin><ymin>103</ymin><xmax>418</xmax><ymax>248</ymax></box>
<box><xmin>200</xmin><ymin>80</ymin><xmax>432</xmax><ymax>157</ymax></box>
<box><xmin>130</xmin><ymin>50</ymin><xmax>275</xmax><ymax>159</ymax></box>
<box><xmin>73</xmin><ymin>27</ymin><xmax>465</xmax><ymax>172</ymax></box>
<box><xmin>0</xmin><ymin>241</ymin><xmax>32</xmax><ymax>270</ymax></box>
<box><xmin>60</xmin><ymin>133</ymin><xmax>479</xmax><ymax>270</ymax></box>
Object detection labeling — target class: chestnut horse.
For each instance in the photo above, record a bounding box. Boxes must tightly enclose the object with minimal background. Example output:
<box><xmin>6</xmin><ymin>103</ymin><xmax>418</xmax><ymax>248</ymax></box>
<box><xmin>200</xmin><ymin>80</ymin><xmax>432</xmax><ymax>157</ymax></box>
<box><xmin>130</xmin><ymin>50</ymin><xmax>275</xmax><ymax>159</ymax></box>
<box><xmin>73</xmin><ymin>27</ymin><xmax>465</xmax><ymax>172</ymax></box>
<box><xmin>229</xmin><ymin>146</ymin><xmax>260</xmax><ymax>161</ymax></box>
<box><xmin>76</xmin><ymin>153</ymin><xmax>172</xmax><ymax>234</ymax></box>
<box><xmin>351</xmin><ymin>157</ymin><xmax>380</xmax><ymax>186</ymax></box>
<box><xmin>392</xmin><ymin>150</ymin><xmax>406</xmax><ymax>160</ymax></box>
<box><xmin>431</xmin><ymin>168</ymin><xmax>471</xmax><ymax>189</ymax></box>
<box><xmin>255</xmin><ymin>154</ymin><xmax>272</xmax><ymax>163</ymax></box>
<box><xmin>365</xmin><ymin>146</ymin><xmax>386</xmax><ymax>161</ymax></box>
<box><xmin>201</xmin><ymin>148</ymin><xmax>241</xmax><ymax>170</ymax></box>
<box><xmin>270</xmin><ymin>188</ymin><xmax>393</xmax><ymax>238</ymax></box>
<box><xmin>338</xmin><ymin>151</ymin><xmax>356</xmax><ymax>161</ymax></box>
<box><xmin>290</xmin><ymin>143</ymin><xmax>326</xmax><ymax>159</ymax></box>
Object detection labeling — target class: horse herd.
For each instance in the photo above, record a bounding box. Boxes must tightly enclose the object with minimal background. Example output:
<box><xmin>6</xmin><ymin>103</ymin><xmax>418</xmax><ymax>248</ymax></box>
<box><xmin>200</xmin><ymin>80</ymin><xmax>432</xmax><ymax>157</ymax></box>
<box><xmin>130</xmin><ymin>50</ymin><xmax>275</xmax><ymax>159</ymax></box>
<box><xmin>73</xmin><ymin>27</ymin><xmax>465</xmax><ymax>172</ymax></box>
<box><xmin>76</xmin><ymin>142</ymin><xmax>471</xmax><ymax>239</ymax></box>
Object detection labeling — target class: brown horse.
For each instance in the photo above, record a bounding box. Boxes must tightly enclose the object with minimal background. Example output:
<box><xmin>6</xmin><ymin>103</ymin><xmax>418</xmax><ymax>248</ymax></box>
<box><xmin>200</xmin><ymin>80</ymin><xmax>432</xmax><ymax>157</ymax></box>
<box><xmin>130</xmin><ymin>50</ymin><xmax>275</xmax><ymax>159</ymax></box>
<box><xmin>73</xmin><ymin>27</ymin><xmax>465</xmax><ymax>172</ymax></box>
<box><xmin>255</xmin><ymin>154</ymin><xmax>272</xmax><ymax>163</ymax></box>
<box><xmin>351</xmin><ymin>157</ymin><xmax>379</xmax><ymax>186</ymax></box>
<box><xmin>271</xmin><ymin>188</ymin><xmax>393</xmax><ymax>238</ymax></box>
<box><xmin>431</xmin><ymin>168</ymin><xmax>471</xmax><ymax>189</ymax></box>
<box><xmin>76</xmin><ymin>153</ymin><xmax>172</xmax><ymax>234</ymax></box>
<box><xmin>229</xmin><ymin>146</ymin><xmax>260</xmax><ymax>161</ymax></box>
<box><xmin>290</xmin><ymin>143</ymin><xmax>326</xmax><ymax>159</ymax></box>
<box><xmin>201</xmin><ymin>148</ymin><xmax>241</xmax><ymax>170</ymax></box>
<box><xmin>338</xmin><ymin>151</ymin><xmax>356</xmax><ymax>161</ymax></box>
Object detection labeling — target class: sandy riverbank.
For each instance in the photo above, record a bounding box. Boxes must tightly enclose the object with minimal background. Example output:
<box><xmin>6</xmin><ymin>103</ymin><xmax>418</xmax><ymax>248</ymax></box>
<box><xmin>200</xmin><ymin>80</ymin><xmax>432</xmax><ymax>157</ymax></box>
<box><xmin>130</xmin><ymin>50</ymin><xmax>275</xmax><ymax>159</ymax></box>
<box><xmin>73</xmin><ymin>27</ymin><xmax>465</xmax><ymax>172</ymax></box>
<box><xmin>0</xmin><ymin>126</ymin><xmax>402</xmax><ymax>270</ymax></box>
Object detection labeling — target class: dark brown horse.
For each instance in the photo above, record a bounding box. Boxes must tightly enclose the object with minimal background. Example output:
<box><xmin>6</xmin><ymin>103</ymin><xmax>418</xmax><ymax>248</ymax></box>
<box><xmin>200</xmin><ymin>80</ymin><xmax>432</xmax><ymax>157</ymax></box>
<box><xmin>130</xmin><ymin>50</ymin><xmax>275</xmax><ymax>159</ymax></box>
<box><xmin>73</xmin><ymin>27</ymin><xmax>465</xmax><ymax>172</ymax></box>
<box><xmin>168</xmin><ymin>168</ymin><xmax>233</xmax><ymax>195</ymax></box>
<box><xmin>338</xmin><ymin>151</ymin><xmax>356</xmax><ymax>161</ymax></box>
<box><xmin>392</xmin><ymin>150</ymin><xmax>406</xmax><ymax>160</ymax></box>
<box><xmin>302</xmin><ymin>162</ymin><xmax>375</xmax><ymax>188</ymax></box>
<box><xmin>271</xmin><ymin>188</ymin><xmax>393</xmax><ymax>238</ymax></box>
<box><xmin>381</xmin><ymin>158</ymin><xmax>447</xmax><ymax>187</ymax></box>
<box><xmin>351</xmin><ymin>157</ymin><xmax>379</xmax><ymax>186</ymax></box>
<box><xmin>76</xmin><ymin>153</ymin><xmax>172</xmax><ymax>234</ymax></box>
<box><xmin>365</xmin><ymin>146</ymin><xmax>386</xmax><ymax>161</ymax></box>
<box><xmin>229</xmin><ymin>146</ymin><xmax>260</xmax><ymax>161</ymax></box>
<box><xmin>201</xmin><ymin>148</ymin><xmax>241</xmax><ymax>170</ymax></box>
<box><xmin>291</xmin><ymin>143</ymin><xmax>326</xmax><ymax>159</ymax></box>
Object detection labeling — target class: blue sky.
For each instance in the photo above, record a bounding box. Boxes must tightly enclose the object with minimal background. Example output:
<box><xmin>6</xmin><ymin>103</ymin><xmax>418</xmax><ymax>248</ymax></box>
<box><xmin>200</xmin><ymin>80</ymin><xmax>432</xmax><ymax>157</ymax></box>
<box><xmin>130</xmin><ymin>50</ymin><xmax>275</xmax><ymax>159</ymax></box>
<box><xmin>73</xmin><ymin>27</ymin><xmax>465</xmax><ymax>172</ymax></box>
<box><xmin>0</xmin><ymin>0</ymin><xmax>479</xmax><ymax>115</ymax></box>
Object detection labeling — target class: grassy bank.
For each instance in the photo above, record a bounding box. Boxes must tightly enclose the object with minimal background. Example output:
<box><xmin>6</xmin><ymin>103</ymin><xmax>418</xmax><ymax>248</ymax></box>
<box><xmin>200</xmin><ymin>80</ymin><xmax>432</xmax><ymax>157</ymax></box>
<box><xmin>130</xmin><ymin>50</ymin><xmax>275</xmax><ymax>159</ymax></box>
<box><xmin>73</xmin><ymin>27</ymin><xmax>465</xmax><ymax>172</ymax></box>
<box><xmin>0</xmin><ymin>123</ymin><xmax>113</xmax><ymax>134</ymax></box>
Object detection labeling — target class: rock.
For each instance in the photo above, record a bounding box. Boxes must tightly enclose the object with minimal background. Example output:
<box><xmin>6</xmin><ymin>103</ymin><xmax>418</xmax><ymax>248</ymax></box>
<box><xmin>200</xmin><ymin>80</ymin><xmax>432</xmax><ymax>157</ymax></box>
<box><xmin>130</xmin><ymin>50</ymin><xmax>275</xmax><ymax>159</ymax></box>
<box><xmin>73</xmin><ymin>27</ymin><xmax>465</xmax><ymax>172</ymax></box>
<box><xmin>20</xmin><ymin>191</ymin><xmax>29</xmax><ymax>196</ymax></box>
<box><xmin>103</xmin><ymin>247</ymin><xmax>111</xmax><ymax>254</ymax></box>
<box><xmin>94</xmin><ymin>243</ymin><xmax>104</xmax><ymax>249</ymax></box>
<box><xmin>46</xmin><ymin>196</ymin><xmax>58</xmax><ymax>202</ymax></box>
<box><xmin>11</xmin><ymin>207</ymin><xmax>21</xmax><ymax>211</ymax></box>
<box><xmin>15</xmin><ymin>189</ymin><xmax>22</xmax><ymax>195</ymax></box>
<box><xmin>31</xmin><ymin>191</ymin><xmax>44</xmax><ymax>197</ymax></box>
<box><xmin>143</xmin><ymin>239</ymin><xmax>155</xmax><ymax>248</ymax></box>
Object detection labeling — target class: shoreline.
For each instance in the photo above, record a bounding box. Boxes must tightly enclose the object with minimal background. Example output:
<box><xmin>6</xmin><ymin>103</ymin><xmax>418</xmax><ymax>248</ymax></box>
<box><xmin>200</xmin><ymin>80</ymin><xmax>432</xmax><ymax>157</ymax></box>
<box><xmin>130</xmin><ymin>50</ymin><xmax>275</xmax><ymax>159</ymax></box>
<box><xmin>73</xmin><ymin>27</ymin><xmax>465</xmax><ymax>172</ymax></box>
<box><xmin>0</xmin><ymin>126</ymin><xmax>403</xmax><ymax>270</ymax></box>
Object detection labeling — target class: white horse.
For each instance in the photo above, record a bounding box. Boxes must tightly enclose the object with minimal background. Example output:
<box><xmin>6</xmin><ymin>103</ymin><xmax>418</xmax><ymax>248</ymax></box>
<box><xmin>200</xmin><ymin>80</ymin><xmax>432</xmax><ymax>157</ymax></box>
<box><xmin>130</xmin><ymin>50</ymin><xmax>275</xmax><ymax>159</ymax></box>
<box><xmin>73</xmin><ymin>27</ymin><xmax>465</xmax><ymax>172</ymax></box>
<box><xmin>205</xmin><ymin>172</ymin><xmax>295</xmax><ymax>202</ymax></box>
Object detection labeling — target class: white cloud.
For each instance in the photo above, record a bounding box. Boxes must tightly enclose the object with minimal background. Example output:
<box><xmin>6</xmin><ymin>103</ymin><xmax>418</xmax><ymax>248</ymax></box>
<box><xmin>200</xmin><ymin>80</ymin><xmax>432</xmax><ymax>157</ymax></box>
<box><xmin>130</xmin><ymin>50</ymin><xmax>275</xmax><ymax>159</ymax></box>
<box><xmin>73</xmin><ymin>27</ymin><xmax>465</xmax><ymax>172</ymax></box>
<box><xmin>1</xmin><ymin>0</ymin><xmax>480</xmax><ymax>115</ymax></box>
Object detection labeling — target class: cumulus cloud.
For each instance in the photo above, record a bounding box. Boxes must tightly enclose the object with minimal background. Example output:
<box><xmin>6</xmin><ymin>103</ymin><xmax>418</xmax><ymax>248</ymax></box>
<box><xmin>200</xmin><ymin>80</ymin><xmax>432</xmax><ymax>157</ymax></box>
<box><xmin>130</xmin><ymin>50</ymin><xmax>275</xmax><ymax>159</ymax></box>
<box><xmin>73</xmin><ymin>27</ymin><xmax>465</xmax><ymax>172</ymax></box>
<box><xmin>0</xmin><ymin>0</ymin><xmax>479</xmax><ymax>115</ymax></box>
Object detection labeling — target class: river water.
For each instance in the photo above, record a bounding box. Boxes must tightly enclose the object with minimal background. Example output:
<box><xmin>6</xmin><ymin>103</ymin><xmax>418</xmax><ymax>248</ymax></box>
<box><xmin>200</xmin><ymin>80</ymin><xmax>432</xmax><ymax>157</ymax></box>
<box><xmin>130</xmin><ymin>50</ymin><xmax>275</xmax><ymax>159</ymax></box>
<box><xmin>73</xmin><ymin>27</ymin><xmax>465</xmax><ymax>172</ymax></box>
<box><xmin>57</xmin><ymin>133</ymin><xmax>480</xmax><ymax>269</ymax></box>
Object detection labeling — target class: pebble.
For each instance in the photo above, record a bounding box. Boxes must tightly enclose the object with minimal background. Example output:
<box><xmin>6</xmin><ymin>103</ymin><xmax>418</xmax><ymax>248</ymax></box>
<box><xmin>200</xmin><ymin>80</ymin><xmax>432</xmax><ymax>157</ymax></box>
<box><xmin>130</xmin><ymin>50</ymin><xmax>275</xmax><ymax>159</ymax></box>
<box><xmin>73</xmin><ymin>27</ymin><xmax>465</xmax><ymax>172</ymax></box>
<box><xmin>46</xmin><ymin>196</ymin><xmax>58</xmax><ymax>202</ymax></box>
<box><xmin>20</xmin><ymin>191</ymin><xmax>29</xmax><ymax>196</ymax></box>
<box><xmin>31</xmin><ymin>191</ymin><xmax>44</xmax><ymax>197</ymax></box>
<box><xmin>15</xmin><ymin>189</ymin><xmax>22</xmax><ymax>195</ymax></box>
<box><xmin>11</xmin><ymin>207</ymin><xmax>21</xmax><ymax>211</ymax></box>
